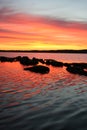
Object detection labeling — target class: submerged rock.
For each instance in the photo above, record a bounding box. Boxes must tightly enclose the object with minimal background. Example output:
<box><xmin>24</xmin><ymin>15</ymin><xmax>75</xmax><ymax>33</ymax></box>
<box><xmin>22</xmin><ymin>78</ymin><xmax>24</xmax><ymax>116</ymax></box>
<box><xmin>24</xmin><ymin>65</ymin><xmax>50</xmax><ymax>74</ymax></box>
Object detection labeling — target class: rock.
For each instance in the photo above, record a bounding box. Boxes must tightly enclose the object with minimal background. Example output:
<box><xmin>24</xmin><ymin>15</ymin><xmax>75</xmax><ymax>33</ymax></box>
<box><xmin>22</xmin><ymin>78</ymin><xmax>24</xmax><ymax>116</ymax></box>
<box><xmin>71</xmin><ymin>63</ymin><xmax>87</xmax><ymax>69</ymax></box>
<box><xmin>15</xmin><ymin>56</ymin><xmax>22</xmax><ymax>61</ymax></box>
<box><xmin>32</xmin><ymin>57</ymin><xmax>39</xmax><ymax>64</ymax></box>
<box><xmin>45</xmin><ymin>59</ymin><xmax>63</xmax><ymax>67</ymax></box>
<box><xmin>63</xmin><ymin>63</ymin><xmax>71</xmax><ymax>67</ymax></box>
<box><xmin>19</xmin><ymin>56</ymin><xmax>38</xmax><ymax>66</ymax></box>
<box><xmin>38</xmin><ymin>59</ymin><xmax>45</xmax><ymax>64</ymax></box>
<box><xmin>24</xmin><ymin>65</ymin><xmax>50</xmax><ymax>74</ymax></box>
<box><xmin>0</xmin><ymin>56</ymin><xmax>7</xmax><ymax>62</ymax></box>
<box><xmin>66</xmin><ymin>64</ymin><xmax>87</xmax><ymax>76</ymax></box>
<box><xmin>0</xmin><ymin>56</ymin><xmax>15</xmax><ymax>62</ymax></box>
<box><xmin>19</xmin><ymin>56</ymin><xmax>30</xmax><ymax>65</ymax></box>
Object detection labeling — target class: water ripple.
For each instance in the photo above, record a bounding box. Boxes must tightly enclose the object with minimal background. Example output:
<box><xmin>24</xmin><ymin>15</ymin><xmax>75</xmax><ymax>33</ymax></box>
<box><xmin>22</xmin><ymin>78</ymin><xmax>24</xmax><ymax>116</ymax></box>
<box><xmin>0</xmin><ymin>62</ymin><xmax>87</xmax><ymax>130</ymax></box>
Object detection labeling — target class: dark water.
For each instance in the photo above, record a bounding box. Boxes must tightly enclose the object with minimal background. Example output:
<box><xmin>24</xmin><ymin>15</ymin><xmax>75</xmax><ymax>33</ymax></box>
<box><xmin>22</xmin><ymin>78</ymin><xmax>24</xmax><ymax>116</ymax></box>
<box><xmin>0</xmin><ymin>53</ymin><xmax>87</xmax><ymax>130</ymax></box>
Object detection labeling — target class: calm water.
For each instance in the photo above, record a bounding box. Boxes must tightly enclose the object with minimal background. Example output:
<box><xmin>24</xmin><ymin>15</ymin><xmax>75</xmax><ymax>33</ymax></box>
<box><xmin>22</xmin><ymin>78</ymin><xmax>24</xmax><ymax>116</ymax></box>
<box><xmin>0</xmin><ymin>53</ymin><xmax>87</xmax><ymax>130</ymax></box>
<box><xmin>0</xmin><ymin>52</ymin><xmax>87</xmax><ymax>62</ymax></box>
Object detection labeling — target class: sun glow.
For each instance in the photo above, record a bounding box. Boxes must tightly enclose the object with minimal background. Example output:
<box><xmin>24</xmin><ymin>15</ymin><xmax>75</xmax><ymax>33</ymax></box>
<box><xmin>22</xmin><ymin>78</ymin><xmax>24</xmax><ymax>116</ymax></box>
<box><xmin>0</xmin><ymin>13</ymin><xmax>87</xmax><ymax>50</ymax></box>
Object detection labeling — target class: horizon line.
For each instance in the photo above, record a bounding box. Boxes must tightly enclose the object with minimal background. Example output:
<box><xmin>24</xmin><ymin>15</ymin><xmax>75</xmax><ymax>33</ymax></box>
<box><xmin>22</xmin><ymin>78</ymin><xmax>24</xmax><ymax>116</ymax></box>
<box><xmin>0</xmin><ymin>49</ymin><xmax>87</xmax><ymax>53</ymax></box>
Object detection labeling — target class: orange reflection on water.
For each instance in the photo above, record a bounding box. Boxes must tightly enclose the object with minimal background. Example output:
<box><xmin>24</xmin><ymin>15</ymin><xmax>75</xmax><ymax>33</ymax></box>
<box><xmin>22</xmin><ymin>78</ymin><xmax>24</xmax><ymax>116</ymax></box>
<box><xmin>0</xmin><ymin>60</ymin><xmax>87</xmax><ymax>108</ymax></box>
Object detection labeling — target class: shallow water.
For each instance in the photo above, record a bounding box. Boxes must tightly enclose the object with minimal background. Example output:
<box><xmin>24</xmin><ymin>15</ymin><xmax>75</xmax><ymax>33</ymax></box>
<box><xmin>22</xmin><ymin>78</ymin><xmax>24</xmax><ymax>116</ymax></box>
<box><xmin>0</xmin><ymin>53</ymin><xmax>87</xmax><ymax>130</ymax></box>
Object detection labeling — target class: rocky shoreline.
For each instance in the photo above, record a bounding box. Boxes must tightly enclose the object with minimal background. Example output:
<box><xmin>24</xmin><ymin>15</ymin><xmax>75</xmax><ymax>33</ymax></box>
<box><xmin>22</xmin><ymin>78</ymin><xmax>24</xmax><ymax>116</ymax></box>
<box><xmin>0</xmin><ymin>56</ymin><xmax>87</xmax><ymax>76</ymax></box>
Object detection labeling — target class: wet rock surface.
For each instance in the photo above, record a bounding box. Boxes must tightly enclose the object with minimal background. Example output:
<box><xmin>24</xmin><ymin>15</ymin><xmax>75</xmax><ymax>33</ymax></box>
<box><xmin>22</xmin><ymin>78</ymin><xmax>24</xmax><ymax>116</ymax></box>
<box><xmin>45</xmin><ymin>59</ymin><xmax>63</xmax><ymax>67</ymax></box>
<box><xmin>24</xmin><ymin>65</ymin><xmax>50</xmax><ymax>74</ymax></box>
<box><xmin>19</xmin><ymin>57</ymin><xmax>38</xmax><ymax>66</ymax></box>
<box><xmin>66</xmin><ymin>63</ymin><xmax>87</xmax><ymax>76</ymax></box>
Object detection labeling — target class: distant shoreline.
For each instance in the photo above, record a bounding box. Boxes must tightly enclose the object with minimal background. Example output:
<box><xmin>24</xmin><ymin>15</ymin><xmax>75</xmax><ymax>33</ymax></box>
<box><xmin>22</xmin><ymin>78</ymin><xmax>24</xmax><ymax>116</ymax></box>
<box><xmin>0</xmin><ymin>50</ymin><xmax>87</xmax><ymax>53</ymax></box>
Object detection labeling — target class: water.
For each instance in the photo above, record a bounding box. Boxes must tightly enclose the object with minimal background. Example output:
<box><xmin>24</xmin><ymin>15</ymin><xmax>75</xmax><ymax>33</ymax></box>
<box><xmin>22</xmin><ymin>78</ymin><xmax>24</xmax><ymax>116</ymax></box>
<box><xmin>0</xmin><ymin>52</ymin><xmax>87</xmax><ymax>62</ymax></box>
<box><xmin>0</xmin><ymin>53</ymin><xmax>87</xmax><ymax>130</ymax></box>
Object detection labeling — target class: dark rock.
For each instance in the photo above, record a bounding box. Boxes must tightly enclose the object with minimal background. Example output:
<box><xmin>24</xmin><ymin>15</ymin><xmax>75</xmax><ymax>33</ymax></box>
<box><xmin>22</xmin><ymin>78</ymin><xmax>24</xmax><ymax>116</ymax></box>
<box><xmin>71</xmin><ymin>63</ymin><xmax>87</xmax><ymax>69</ymax></box>
<box><xmin>19</xmin><ymin>56</ymin><xmax>38</xmax><ymax>66</ymax></box>
<box><xmin>15</xmin><ymin>56</ymin><xmax>22</xmax><ymax>61</ymax></box>
<box><xmin>66</xmin><ymin>64</ymin><xmax>87</xmax><ymax>76</ymax></box>
<box><xmin>38</xmin><ymin>59</ymin><xmax>45</xmax><ymax>64</ymax></box>
<box><xmin>45</xmin><ymin>59</ymin><xmax>63</xmax><ymax>67</ymax></box>
<box><xmin>63</xmin><ymin>63</ymin><xmax>71</xmax><ymax>67</ymax></box>
<box><xmin>32</xmin><ymin>57</ymin><xmax>39</xmax><ymax>65</ymax></box>
<box><xmin>24</xmin><ymin>65</ymin><xmax>50</xmax><ymax>74</ymax></box>
<box><xmin>0</xmin><ymin>56</ymin><xmax>15</xmax><ymax>62</ymax></box>
<box><xmin>19</xmin><ymin>56</ymin><xmax>30</xmax><ymax>65</ymax></box>
<box><xmin>0</xmin><ymin>56</ymin><xmax>7</xmax><ymax>62</ymax></box>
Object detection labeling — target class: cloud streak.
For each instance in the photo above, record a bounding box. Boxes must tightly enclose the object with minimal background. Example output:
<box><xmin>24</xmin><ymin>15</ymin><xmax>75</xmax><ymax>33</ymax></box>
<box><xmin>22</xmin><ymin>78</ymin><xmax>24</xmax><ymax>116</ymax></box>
<box><xmin>0</xmin><ymin>7</ymin><xmax>87</xmax><ymax>50</ymax></box>
<box><xmin>0</xmin><ymin>7</ymin><xmax>87</xmax><ymax>30</ymax></box>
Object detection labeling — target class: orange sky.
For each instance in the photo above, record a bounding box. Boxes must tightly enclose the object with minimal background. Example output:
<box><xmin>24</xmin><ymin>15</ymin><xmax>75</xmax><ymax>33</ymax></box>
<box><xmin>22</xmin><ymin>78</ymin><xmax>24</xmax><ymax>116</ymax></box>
<box><xmin>0</xmin><ymin>12</ymin><xmax>87</xmax><ymax>50</ymax></box>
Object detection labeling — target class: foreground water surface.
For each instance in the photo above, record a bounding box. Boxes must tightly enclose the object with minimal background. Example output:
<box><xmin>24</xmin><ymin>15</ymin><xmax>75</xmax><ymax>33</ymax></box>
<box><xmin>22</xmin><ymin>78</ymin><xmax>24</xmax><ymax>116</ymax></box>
<box><xmin>0</xmin><ymin>53</ymin><xmax>87</xmax><ymax>130</ymax></box>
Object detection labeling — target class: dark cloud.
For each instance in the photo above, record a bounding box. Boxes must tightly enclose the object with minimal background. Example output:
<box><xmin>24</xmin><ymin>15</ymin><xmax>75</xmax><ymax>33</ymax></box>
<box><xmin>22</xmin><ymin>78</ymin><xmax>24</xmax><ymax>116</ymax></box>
<box><xmin>0</xmin><ymin>28</ymin><xmax>26</xmax><ymax>35</ymax></box>
<box><xmin>0</xmin><ymin>28</ymin><xmax>42</xmax><ymax>36</ymax></box>
<box><xmin>0</xmin><ymin>35</ymin><xmax>44</xmax><ymax>41</ymax></box>
<box><xmin>0</xmin><ymin>7</ymin><xmax>13</xmax><ymax>14</ymax></box>
<box><xmin>43</xmin><ymin>17</ymin><xmax>87</xmax><ymax>30</ymax></box>
<box><xmin>0</xmin><ymin>36</ymin><xmax>19</xmax><ymax>39</ymax></box>
<box><xmin>0</xmin><ymin>28</ymin><xmax>46</xmax><ymax>40</ymax></box>
<box><xmin>0</xmin><ymin>7</ymin><xmax>43</xmax><ymax>24</ymax></box>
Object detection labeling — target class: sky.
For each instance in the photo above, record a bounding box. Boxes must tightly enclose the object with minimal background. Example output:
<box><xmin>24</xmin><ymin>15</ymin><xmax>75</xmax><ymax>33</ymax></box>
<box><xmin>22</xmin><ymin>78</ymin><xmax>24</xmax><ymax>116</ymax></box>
<box><xmin>0</xmin><ymin>0</ymin><xmax>87</xmax><ymax>50</ymax></box>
